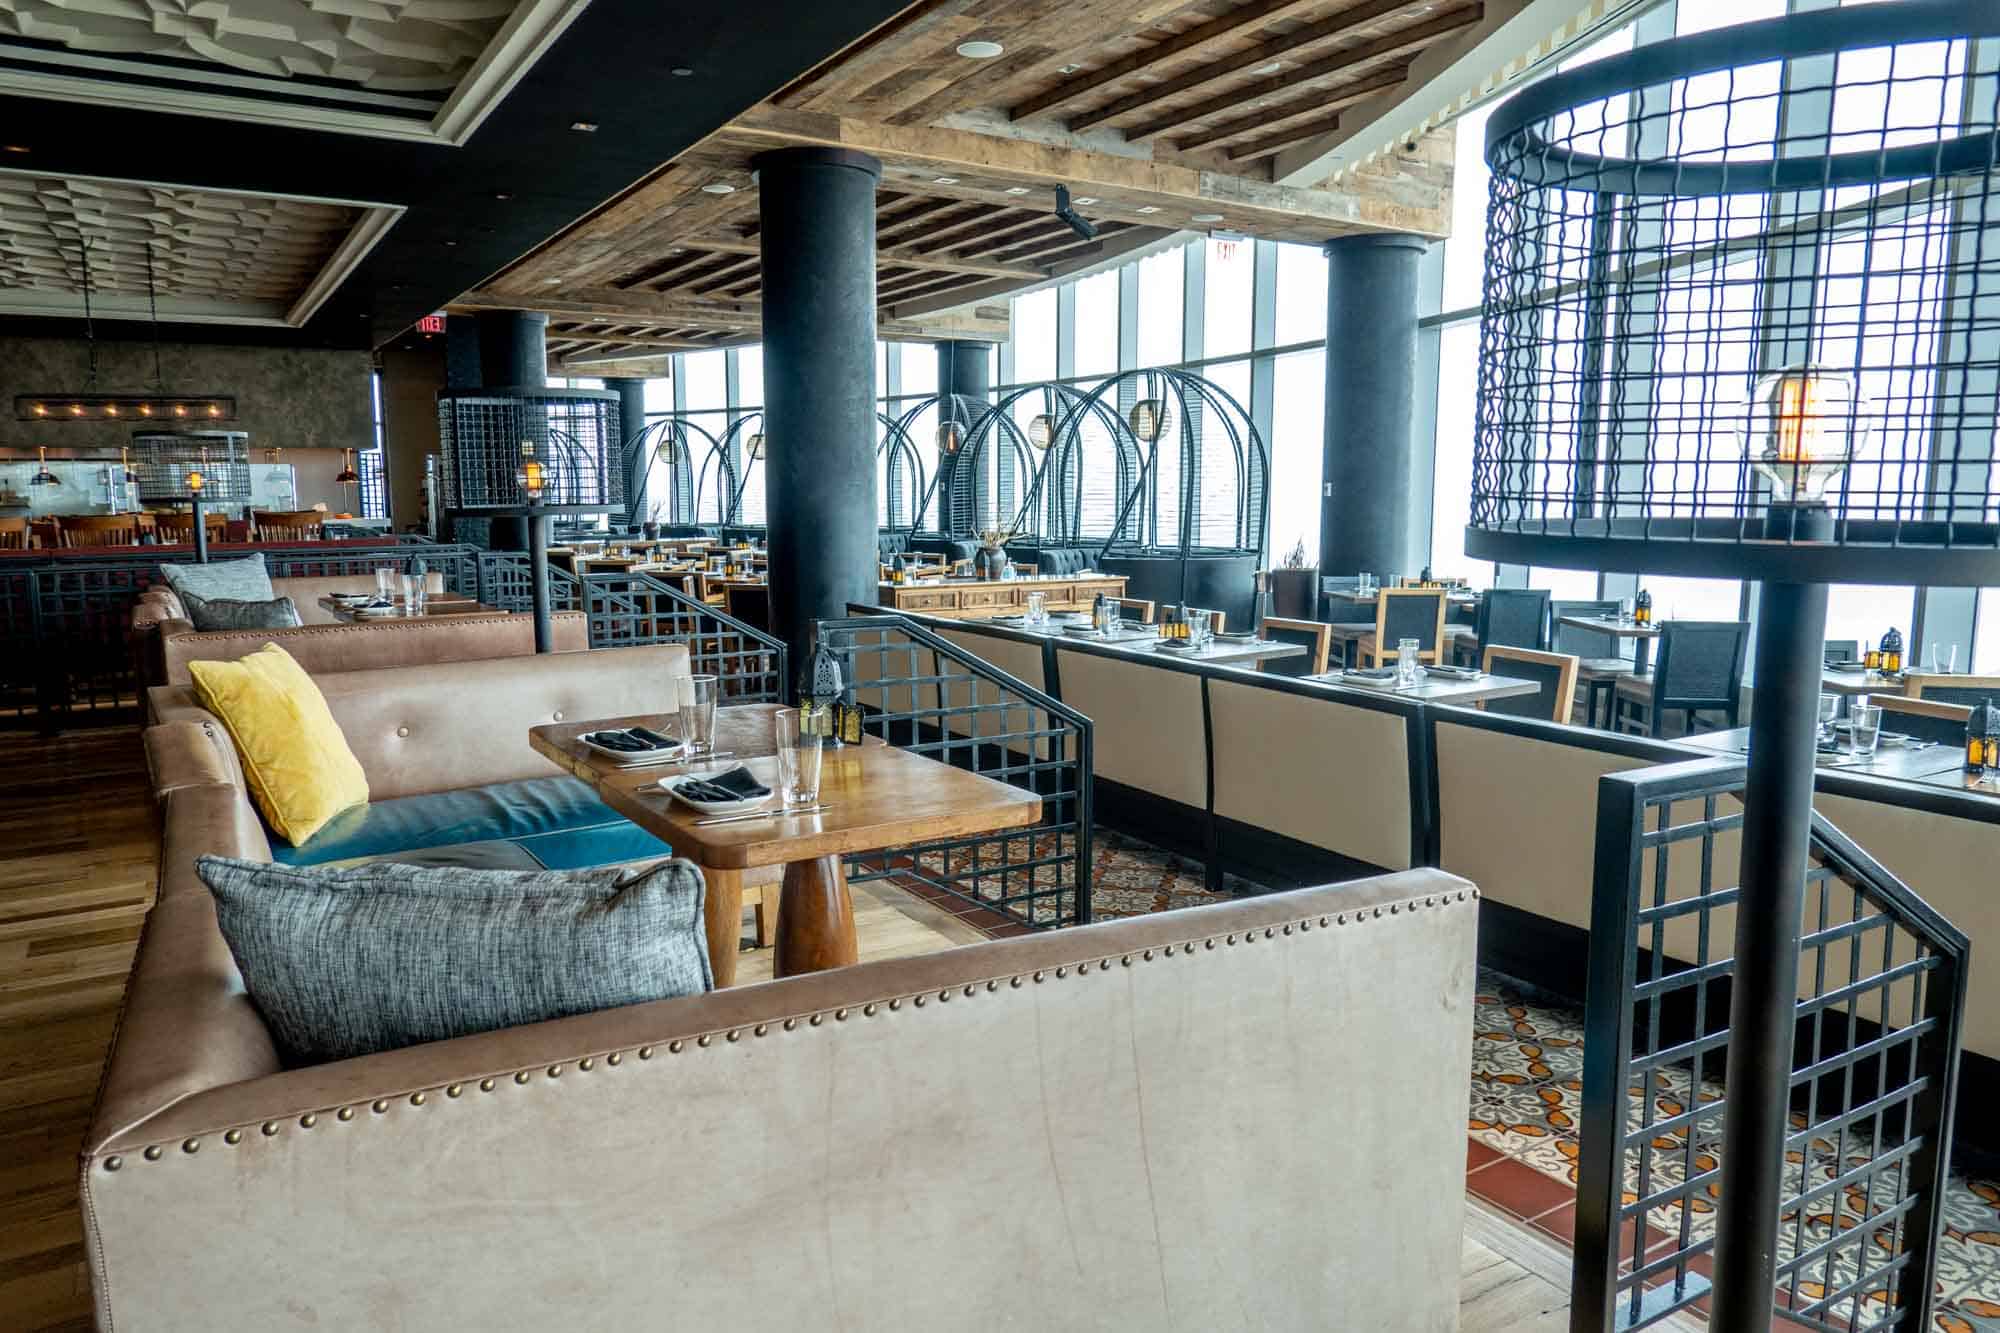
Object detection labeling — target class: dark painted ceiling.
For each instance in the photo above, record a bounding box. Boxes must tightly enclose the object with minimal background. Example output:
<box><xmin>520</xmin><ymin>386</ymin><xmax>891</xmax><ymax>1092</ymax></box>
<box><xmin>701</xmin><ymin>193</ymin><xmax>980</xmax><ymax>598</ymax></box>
<box><xmin>0</xmin><ymin>0</ymin><xmax>912</xmax><ymax>352</ymax></box>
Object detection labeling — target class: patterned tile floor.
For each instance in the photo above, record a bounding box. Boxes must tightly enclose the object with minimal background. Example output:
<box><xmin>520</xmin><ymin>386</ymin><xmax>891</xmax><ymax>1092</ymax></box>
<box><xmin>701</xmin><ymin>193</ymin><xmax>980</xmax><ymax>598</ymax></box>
<box><xmin>1049</xmin><ymin>833</ymin><xmax>2000</xmax><ymax>1331</ymax></box>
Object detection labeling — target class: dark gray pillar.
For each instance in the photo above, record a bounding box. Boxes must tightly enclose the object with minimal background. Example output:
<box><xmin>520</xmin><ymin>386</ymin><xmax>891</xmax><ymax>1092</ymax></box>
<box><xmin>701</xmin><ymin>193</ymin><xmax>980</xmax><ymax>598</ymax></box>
<box><xmin>476</xmin><ymin>310</ymin><xmax>546</xmax><ymax>550</ymax></box>
<box><xmin>444</xmin><ymin>315</ymin><xmax>483</xmax><ymax>389</ymax></box>
<box><xmin>475</xmin><ymin>310</ymin><xmax>548</xmax><ymax>388</ymax></box>
<box><xmin>1320</xmin><ymin>233</ymin><xmax>1428</xmax><ymax>579</ymax></box>
<box><xmin>755</xmin><ymin>147</ymin><xmax>882</xmax><ymax>668</ymax></box>
<box><xmin>608</xmin><ymin>377</ymin><xmax>649</xmax><ymax>529</ymax></box>
<box><xmin>936</xmin><ymin>340</ymin><xmax>991</xmax><ymax>398</ymax></box>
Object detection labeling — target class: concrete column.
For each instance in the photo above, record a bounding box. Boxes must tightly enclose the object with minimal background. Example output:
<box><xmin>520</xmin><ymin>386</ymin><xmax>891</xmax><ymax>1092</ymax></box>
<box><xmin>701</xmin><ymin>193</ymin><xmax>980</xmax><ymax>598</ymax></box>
<box><xmin>475</xmin><ymin>311</ymin><xmax>548</xmax><ymax>388</ymax></box>
<box><xmin>936</xmin><ymin>340</ymin><xmax>991</xmax><ymax>399</ymax></box>
<box><xmin>754</xmin><ymin>146</ymin><xmax>882</xmax><ymax>665</ymax></box>
<box><xmin>607</xmin><ymin>377</ymin><xmax>649</xmax><ymax>528</ymax></box>
<box><xmin>1320</xmin><ymin>233</ymin><xmax>1428</xmax><ymax>578</ymax></box>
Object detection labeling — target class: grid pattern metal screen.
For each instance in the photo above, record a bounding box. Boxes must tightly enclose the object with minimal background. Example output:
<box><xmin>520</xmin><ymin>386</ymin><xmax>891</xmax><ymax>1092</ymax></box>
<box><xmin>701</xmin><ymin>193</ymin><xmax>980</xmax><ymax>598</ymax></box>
<box><xmin>817</xmin><ymin>616</ymin><xmax>1092</xmax><ymax>931</ymax></box>
<box><xmin>1473</xmin><ymin>3</ymin><xmax>2000</xmax><ymax>580</ymax></box>
<box><xmin>1574</xmin><ymin>759</ymin><xmax>1968</xmax><ymax>1331</ymax></box>
<box><xmin>438</xmin><ymin>388</ymin><xmax>625</xmax><ymax>513</ymax></box>
<box><xmin>131</xmin><ymin>430</ymin><xmax>250</xmax><ymax>503</ymax></box>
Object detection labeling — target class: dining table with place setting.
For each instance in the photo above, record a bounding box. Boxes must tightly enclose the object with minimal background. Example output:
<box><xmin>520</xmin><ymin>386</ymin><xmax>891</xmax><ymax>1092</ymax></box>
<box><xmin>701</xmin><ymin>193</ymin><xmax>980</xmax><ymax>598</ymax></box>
<box><xmin>982</xmin><ymin>596</ymin><xmax>1309</xmax><ymax>668</ymax></box>
<box><xmin>529</xmin><ymin>692</ymin><xmax>1041</xmax><ymax>987</ymax></box>
<box><xmin>1306</xmin><ymin>660</ymin><xmax>1544</xmax><ymax>706</ymax></box>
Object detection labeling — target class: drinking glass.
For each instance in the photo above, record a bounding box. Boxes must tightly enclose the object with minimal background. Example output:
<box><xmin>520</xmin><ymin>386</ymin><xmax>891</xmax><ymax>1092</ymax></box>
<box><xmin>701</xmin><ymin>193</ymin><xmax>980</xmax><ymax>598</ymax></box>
<box><xmin>1396</xmin><ymin>637</ymin><xmax>1421</xmax><ymax>688</ymax></box>
<box><xmin>1850</xmin><ymin>703</ymin><xmax>1882</xmax><ymax>759</ymax></box>
<box><xmin>1094</xmin><ymin>598</ymin><xmax>1117</xmax><ymax>636</ymax></box>
<box><xmin>401</xmin><ymin>573</ymin><xmax>427</xmax><ymax>616</ymax></box>
<box><xmin>374</xmin><ymin>567</ymin><xmax>396</xmax><ymax>604</ymax></box>
<box><xmin>1619</xmin><ymin>598</ymin><xmax>1635</xmax><ymax>625</ymax></box>
<box><xmin>1025</xmin><ymin>592</ymin><xmax>1047</xmax><ymax>627</ymax></box>
<box><xmin>1357</xmin><ymin>572</ymin><xmax>1376</xmax><ymax>597</ymax></box>
<box><xmin>1817</xmin><ymin>691</ymin><xmax>1839</xmax><ymax>739</ymax></box>
<box><xmin>678</xmin><ymin>674</ymin><xmax>719</xmax><ymax>754</ymax></box>
<box><xmin>1926</xmin><ymin>642</ymin><xmax>1958</xmax><ymax>674</ymax></box>
<box><xmin>773</xmin><ymin>708</ymin><xmax>823</xmax><ymax>808</ymax></box>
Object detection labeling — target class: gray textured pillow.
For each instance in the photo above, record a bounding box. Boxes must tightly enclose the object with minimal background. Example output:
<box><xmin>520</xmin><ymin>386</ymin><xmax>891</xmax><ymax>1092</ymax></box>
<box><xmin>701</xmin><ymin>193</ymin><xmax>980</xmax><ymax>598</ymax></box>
<box><xmin>196</xmin><ymin>855</ymin><xmax>712</xmax><ymax>1065</ymax></box>
<box><xmin>183</xmin><ymin>592</ymin><xmax>303</xmax><ymax>632</ymax></box>
<box><xmin>162</xmin><ymin>552</ymin><xmax>274</xmax><ymax>603</ymax></box>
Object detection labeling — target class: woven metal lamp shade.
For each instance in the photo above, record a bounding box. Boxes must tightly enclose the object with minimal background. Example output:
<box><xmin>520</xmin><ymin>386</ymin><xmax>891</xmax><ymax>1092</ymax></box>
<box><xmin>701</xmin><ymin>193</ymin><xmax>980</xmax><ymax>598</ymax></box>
<box><xmin>131</xmin><ymin>430</ymin><xmax>249</xmax><ymax>502</ymax></box>
<box><xmin>1468</xmin><ymin>1</ymin><xmax>2000</xmax><ymax>584</ymax></box>
<box><xmin>437</xmin><ymin>386</ymin><xmax>624</xmax><ymax>515</ymax></box>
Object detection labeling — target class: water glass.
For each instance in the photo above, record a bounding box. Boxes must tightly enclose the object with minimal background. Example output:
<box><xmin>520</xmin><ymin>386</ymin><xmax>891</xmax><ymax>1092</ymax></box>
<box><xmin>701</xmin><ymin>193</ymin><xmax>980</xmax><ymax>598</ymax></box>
<box><xmin>1926</xmin><ymin>642</ymin><xmax>1958</xmax><ymax>674</ymax></box>
<box><xmin>1850</xmin><ymin>702</ymin><xmax>1882</xmax><ymax>759</ymax></box>
<box><xmin>1396</xmin><ymin>637</ymin><xmax>1421</xmax><ymax>688</ymax></box>
<box><xmin>677</xmin><ymin>674</ymin><xmax>719</xmax><ymax>753</ymax></box>
<box><xmin>401</xmin><ymin>573</ymin><xmax>427</xmax><ymax>616</ymax></box>
<box><xmin>374</xmin><ymin>567</ymin><xmax>396</xmax><ymax>604</ymax></box>
<box><xmin>1025</xmin><ymin>591</ymin><xmax>1047</xmax><ymax>627</ymax></box>
<box><xmin>1817</xmin><ymin>691</ymin><xmax>1839</xmax><ymax>738</ymax></box>
<box><xmin>774</xmin><ymin>708</ymin><xmax>823</xmax><ymax>808</ymax></box>
<box><xmin>1619</xmin><ymin>598</ymin><xmax>1636</xmax><ymax>624</ymax></box>
<box><xmin>1357</xmin><ymin>572</ymin><xmax>1376</xmax><ymax>597</ymax></box>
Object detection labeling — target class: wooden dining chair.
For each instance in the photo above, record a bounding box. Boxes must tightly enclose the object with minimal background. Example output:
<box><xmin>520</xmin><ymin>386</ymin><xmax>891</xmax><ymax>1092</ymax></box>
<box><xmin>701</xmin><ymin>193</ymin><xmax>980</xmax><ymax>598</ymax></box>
<box><xmin>1870</xmin><ymin>694</ymin><xmax>1971</xmax><ymax>745</ymax></box>
<box><xmin>1113</xmin><ymin>597</ymin><xmax>1155</xmax><ymax>624</ymax></box>
<box><xmin>1260</xmin><ymin>617</ymin><xmax>1333</xmax><ymax>677</ymax></box>
<box><xmin>155</xmin><ymin>510</ymin><xmax>227</xmax><ymax>543</ymax></box>
<box><xmin>1900</xmin><ymin>673</ymin><xmax>2000</xmax><ymax>707</ymax></box>
<box><xmin>29</xmin><ymin>517</ymin><xmax>59</xmax><ymax>549</ymax></box>
<box><xmin>0</xmin><ymin>516</ymin><xmax>27</xmax><ymax>550</ymax></box>
<box><xmin>57</xmin><ymin>514</ymin><xmax>141</xmax><ymax>548</ymax></box>
<box><xmin>722</xmin><ymin>583</ymin><xmax>771</xmax><ymax>631</ymax></box>
<box><xmin>1480</xmin><ymin>646</ymin><xmax>1580</xmax><ymax>726</ymax></box>
<box><xmin>1355</xmin><ymin>588</ymin><xmax>1448</xmax><ymax>668</ymax></box>
<box><xmin>252</xmin><ymin>510</ymin><xmax>326</xmax><ymax>542</ymax></box>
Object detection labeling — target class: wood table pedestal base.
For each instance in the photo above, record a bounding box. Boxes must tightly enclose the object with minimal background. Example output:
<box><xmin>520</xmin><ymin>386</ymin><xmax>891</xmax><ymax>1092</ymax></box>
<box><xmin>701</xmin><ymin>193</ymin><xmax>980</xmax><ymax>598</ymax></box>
<box><xmin>773</xmin><ymin>854</ymin><xmax>858</xmax><ymax>979</ymax></box>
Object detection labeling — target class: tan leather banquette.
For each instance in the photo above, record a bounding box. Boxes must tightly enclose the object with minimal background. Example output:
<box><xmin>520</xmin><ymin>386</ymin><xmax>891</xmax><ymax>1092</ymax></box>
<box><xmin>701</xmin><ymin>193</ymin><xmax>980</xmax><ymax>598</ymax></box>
<box><xmin>88</xmin><ymin>646</ymin><xmax>1481</xmax><ymax>1331</ymax></box>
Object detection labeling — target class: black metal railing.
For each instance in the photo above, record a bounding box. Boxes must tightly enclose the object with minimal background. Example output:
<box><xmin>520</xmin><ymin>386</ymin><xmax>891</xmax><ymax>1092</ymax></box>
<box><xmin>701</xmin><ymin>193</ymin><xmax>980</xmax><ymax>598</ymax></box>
<box><xmin>1573</xmin><ymin>757</ymin><xmax>1968</xmax><ymax>1332</ymax></box>
<box><xmin>11</xmin><ymin>542</ymin><xmax>474</xmax><ymax>729</ymax></box>
<box><xmin>471</xmin><ymin>553</ymin><xmax>785</xmax><ymax>702</ymax></box>
<box><xmin>815</xmin><ymin>614</ymin><xmax>1092</xmax><ymax>931</ymax></box>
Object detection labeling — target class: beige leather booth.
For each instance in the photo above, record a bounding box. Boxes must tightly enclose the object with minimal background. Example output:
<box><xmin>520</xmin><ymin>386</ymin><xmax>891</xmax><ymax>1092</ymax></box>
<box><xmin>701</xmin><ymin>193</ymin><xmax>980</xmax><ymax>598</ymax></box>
<box><xmin>93</xmin><ymin>633</ymin><xmax>1481</xmax><ymax>1329</ymax></box>
<box><xmin>132</xmin><ymin>574</ymin><xmax>585</xmax><ymax>693</ymax></box>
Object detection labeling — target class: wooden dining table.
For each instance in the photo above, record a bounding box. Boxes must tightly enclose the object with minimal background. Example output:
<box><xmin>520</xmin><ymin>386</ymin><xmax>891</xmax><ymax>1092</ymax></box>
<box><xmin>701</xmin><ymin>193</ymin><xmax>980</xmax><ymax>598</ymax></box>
<box><xmin>530</xmin><ymin>705</ymin><xmax>1042</xmax><ymax>986</ymax></box>
<box><xmin>1557</xmin><ymin>613</ymin><xmax>1663</xmax><ymax>673</ymax></box>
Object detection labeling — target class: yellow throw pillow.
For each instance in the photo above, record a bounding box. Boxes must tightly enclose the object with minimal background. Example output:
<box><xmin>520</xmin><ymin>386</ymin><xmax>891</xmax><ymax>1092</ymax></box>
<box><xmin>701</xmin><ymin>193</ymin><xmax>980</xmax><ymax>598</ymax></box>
<box><xmin>189</xmin><ymin>644</ymin><xmax>370</xmax><ymax>846</ymax></box>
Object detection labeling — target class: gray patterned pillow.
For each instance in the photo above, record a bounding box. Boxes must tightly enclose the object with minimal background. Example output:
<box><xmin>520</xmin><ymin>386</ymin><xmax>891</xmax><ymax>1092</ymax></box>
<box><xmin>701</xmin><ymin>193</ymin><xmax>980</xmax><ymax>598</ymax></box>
<box><xmin>182</xmin><ymin>592</ymin><xmax>303</xmax><ymax>632</ymax></box>
<box><xmin>196</xmin><ymin>855</ymin><xmax>712</xmax><ymax>1065</ymax></box>
<box><xmin>162</xmin><ymin>552</ymin><xmax>273</xmax><ymax>603</ymax></box>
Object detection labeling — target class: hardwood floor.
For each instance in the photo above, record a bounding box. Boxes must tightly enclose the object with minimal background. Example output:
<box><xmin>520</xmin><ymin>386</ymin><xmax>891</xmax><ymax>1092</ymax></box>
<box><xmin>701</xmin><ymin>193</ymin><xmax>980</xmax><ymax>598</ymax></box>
<box><xmin>0</xmin><ymin>724</ymin><xmax>1599</xmax><ymax>1332</ymax></box>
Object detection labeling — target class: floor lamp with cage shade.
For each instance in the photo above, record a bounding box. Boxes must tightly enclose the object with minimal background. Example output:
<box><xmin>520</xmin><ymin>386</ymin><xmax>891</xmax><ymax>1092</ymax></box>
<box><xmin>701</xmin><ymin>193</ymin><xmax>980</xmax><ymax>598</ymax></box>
<box><xmin>1467</xmin><ymin>5</ymin><xmax>1997</xmax><ymax>1327</ymax></box>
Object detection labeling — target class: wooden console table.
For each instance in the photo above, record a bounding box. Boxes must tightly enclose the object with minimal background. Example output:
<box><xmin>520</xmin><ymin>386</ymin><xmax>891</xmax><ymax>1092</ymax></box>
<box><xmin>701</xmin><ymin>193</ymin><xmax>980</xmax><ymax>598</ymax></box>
<box><xmin>878</xmin><ymin>573</ymin><xmax>1126</xmax><ymax>620</ymax></box>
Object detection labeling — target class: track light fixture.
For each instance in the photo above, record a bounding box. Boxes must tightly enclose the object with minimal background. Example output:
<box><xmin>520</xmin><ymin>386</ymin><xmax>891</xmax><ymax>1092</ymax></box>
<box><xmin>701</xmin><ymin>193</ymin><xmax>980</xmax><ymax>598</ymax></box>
<box><xmin>1054</xmin><ymin>186</ymin><xmax>1097</xmax><ymax>241</ymax></box>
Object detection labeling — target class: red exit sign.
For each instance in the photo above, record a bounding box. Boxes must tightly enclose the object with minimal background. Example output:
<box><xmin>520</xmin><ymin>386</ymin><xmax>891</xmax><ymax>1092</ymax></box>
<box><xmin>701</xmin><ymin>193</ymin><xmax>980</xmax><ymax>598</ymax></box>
<box><xmin>415</xmin><ymin>314</ymin><xmax>446</xmax><ymax>334</ymax></box>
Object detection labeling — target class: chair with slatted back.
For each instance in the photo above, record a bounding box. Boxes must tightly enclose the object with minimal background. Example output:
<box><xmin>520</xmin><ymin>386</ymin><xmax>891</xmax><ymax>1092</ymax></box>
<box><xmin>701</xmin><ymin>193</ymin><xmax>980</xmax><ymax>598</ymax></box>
<box><xmin>58</xmin><ymin>514</ymin><xmax>141</xmax><ymax>548</ymax></box>
<box><xmin>1479</xmin><ymin>646</ymin><xmax>1580</xmax><ymax>725</ymax></box>
<box><xmin>1900</xmin><ymin>673</ymin><xmax>2000</xmax><ymax>707</ymax></box>
<box><xmin>1353</xmin><ymin>588</ymin><xmax>1447</xmax><ymax>668</ymax></box>
<box><xmin>0</xmin><ymin>516</ymin><xmax>27</xmax><ymax>550</ymax></box>
<box><xmin>1612</xmin><ymin>620</ymin><xmax>1749</xmax><ymax>737</ymax></box>
<box><xmin>156</xmin><ymin>510</ymin><xmax>227</xmax><ymax>545</ymax></box>
<box><xmin>1871</xmin><ymin>694</ymin><xmax>1971</xmax><ymax>745</ymax></box>
<box><xmin>1113</xmin><ymin>597</ymin><xmax>1155</xmax><ymax>624</ymax></box>
<box><xmin>1552</xmin><ymin>598</ymin><xmax>1633</xmax><ymax>727</ymax></box>
<box><xmin>1259</xmin><ymin>617</ymin><xmax>1333</xmax><ymax>678</ymax></box>
<box><xmin>722</xmin><ymin>583</ymin><xmax>771</xmax><ymax>631</ymax></box>
<box><xmin>253</xmin><ymin>510</ymin><xmax>326</xmax><ymax>542</ymax></box>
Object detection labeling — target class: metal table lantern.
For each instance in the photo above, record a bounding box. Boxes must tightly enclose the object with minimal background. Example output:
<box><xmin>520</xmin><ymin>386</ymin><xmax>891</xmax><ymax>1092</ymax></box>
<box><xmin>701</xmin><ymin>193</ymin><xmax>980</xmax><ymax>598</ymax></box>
<box><xmin>1469</xmin><ymin>5</ymin><xmax>1997</xmax><ymax>1329</ymax></box>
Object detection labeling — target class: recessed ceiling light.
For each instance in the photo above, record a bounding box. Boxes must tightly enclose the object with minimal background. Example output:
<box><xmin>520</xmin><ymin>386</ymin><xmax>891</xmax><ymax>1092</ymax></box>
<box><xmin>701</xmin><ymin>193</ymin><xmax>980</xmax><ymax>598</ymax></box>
<box><xmin>1254</xmin><ymin>62</ymin><xmax>1284</xmax><ymax>76</ymax></box>
<box><xmin>570</xmin><ymin>120</ymin><xmax>598</xmax><ymax>132</ymax></box>
<box><xmin>933</xmin><ymin>176</ymin><xmax>959</xmax><ymax>185</ymax></box>
<box><xmin>1135</xmin><ymin>205</ymin><xmax>1160</xmax><ymax>215</ymax></box>
<box><xmin>1057</xmin><ymin>63</ymin><xmax>1081</xmax><ymax>75</ymax></box>
<box><xmin>543</xmin><ymin>277</ymin><xmax>562</xmax><ymax>285</ymax></box>
<box><xmin>1004</xmin><ymin>186</ymin><xmax>1031</xmax><ymax>195</ymax></box>
<box><xmin>1072</xmin><ymin>196</ymin><xmax>1098</xmax><ymax>206</ymax></box>
<box><xmin>494</xmin><ymin>191</ymin><xmax>513</xmax><ymax>201</ymax></box>
<box><xmin>670</xmin><ymin>66</ymin><xmax>694</xmax><ymax>77</ymax></box>
<box><xmin>701</xmin><ymin>182</ymin><xmax>736</xmax><ymax>194</ymax></box>
<box><xmin>1191</xmin><ymin>212</ymin><xmax>1224</xmax><ymax>223</ymax></box>
<box><xmin>1</xmin><ymin>144</ymin><xmax>27</xmax><ymax>154</ymax></box>
<box><xmin>443</xmin><ymin>238</ymin><xmax>460</xmax><ymax>246</ymax></box>
<box><xmin>956</xmin><ymin>40</ymin><xmax>1004</xmax><ymax>59</ymax></box>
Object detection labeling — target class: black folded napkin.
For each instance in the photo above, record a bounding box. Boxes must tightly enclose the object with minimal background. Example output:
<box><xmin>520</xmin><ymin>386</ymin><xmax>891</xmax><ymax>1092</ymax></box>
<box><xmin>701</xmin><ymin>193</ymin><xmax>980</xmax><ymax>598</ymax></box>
<box><xmin>675</xmin><ymin>765</ymin><xmax>772</xmax><ymax>803</ymax></box>
<box><xmin>1344</xmin><ymin>666</ymin><xmax>1398</xmax><ymax>679</ymax></box>
<box><xmin>583</xmin><ymin>727</ymin><xmax>678</xmax><ymax>753</ymax></box>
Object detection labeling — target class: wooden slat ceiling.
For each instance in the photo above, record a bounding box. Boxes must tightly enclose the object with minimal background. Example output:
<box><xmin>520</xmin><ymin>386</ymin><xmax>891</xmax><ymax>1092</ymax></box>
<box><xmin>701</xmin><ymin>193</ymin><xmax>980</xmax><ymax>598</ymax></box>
<box><xmin>467</xmin><ymin>0</ymin><xmax>1473</xmax><ymax>372</ymax></box>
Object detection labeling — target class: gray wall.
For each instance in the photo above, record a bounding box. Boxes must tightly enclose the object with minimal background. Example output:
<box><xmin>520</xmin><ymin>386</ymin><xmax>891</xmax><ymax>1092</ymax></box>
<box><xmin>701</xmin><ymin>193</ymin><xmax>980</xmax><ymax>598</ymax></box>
<box><xmin>0</xmin><ymin>335</ymin><xmax>372</xmax><ymax>510</ymax></box>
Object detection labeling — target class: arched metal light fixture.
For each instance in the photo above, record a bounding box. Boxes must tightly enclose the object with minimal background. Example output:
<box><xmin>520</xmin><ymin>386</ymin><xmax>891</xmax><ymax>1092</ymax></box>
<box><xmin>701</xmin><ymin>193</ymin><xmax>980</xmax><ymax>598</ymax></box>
<box><xmin>1026</xmin><ymin>413</ymin><xmax>1055</xmax><ymax>450</ymax></box>
<box><xmin>28</xmin><ymin>445</ymin><xmax>59</xmax><ymax>485</ymax></box>
<box><xmin>1127</xmin><ymin>397</ymin><xmax>1170</xmax><ymax>444</ymax></box>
